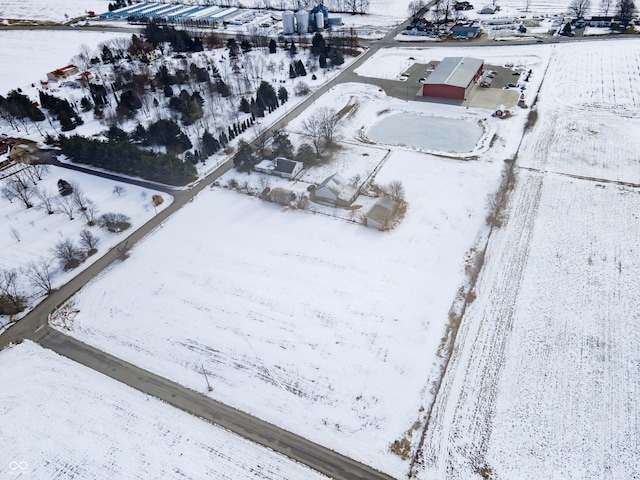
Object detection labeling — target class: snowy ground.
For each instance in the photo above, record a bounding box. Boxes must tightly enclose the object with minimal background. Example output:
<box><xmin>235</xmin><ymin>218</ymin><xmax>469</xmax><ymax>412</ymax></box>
<box><xmin>416</xmin><ymin>38</ymin><xmax>640</xmax><ymax>479</ymax></box>
<box><xmin>0</xmin><ymin>30</ymin><xmax>129</xmax><ymax>95</ymax></box>
<box><xmin>0</xmin><ymin>341</ymin><xmax>329</xmax><ymax>480</ymax></box>
<box><xmin>52</xmin><ymin>76</ymin><xmax>519</xmax><ymax>477</ymax></box>
<box><xmin>0</xmin><ymin>164</ymin><xmax>171</xmax><ymax>322</ymax></box>
<box><xmin>0</xmin><ymin>0</ymin><xmax>108</xmax><ymax>22</ymax></box>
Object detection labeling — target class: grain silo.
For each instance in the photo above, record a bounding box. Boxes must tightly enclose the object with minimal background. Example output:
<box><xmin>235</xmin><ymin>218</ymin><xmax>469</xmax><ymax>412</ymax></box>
<box><xmin>282</xmin><ymin>10</ymin><xmax>295</xmax><ymax>34</ymax></box>
<box><xmin>295</xmin><ymin>10</ymin><xmax>309</xmax><ymax>33</ymax></box>
<box><xmin>314</xmin><ymin>11</ymin><xmax>324</xmax><ymax>31</ymax></box>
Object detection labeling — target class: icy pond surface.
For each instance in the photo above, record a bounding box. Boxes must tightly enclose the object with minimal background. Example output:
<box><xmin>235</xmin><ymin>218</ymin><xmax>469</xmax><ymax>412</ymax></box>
<box><xmin>367</xmin><ymin>113</ymin><xmax>483</xmax><ymax>153</ymax></box>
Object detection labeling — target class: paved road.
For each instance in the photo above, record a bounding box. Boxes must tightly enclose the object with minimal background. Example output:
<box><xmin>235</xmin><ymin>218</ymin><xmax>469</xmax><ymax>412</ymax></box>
<box><xmin>32</xmin><ymin>327</ymin><xmax>394</xmax><ymax>480</ymax></box>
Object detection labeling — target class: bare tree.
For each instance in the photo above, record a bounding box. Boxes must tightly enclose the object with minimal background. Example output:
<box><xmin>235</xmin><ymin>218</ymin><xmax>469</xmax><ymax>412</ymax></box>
<box><xmin>300</xmin><ymin>115</ymin><xmax>325</xmax><ymax>157</ymax></box>
<box><xmin>0</xmin><ymin>269</ymin><xmax>25</xmax><ymax>313</ymax></box>
<box><xmin>35</xmin><ymin>187</ymin><xmax>55</xmax><ymax>214</ymax></box>
<box><xmin>3</xmin><ymin>178</ymin><xmax>34</xmax><ymax>208</ymax></box>
<box><xmin>81</xmin><ymin>199</ymin><xmax>99</xmax><ymax>226</ymax></box>
<box><xmin>600</xmin><ymin>0</ymin><xmax>613</xmax><ymax>14</ymax></box>
<box><xmin>252</xmin><ymin>123</ymin><xmax>269</xmax><ymax>158</ymax></box>
<box><xmin>70</xmin><ymin>181</ymin><xmax>89</xmax><ymax>211</ymax></box>
<box><xmin>113</xmin><ymin>185</ymin><xmax>125</xmax><ymax>196</ymax></box>
<box><xmin>22</xmin><ymin>258</ymin><xmax>55</xmax><ymax>295</ymax></box>
<box><xmin>79</xmin><ymin>229</ymin><xmax>100</xmax><ymax>252</ymax></box>
<box><xmin>524</xmin><ymin>0</ymin><xmax>533</xmax><ymax>12</ymax></box>
<box><xmin>386</xmin><ymin>180</ymin><xmax>406</xmax><ymax>201</ymax></box>
<box><xmin>55</xmin><ymin>195</ymin><xmax>75</xmax><ymax>220</ymax></box>
<box><xmin>617</xmin><ymin>0</ymin><xmax>636</xmax><ymax>27</ymax></box>
<box><xmin>317</xmin><ymin>107</ymin><xmax>342</xmax><ymax>146</ymax></box>
<box><xmin>51</xmin><ymin>238</ymin><xmax>83</xmax><ymax>270</ymax></box>
<box><xmin>569</xmin><ymin>0</ymin><xmax>591</xmax><ymax>17</ymax></box>
<box><xmin>408</xmin><ymin>0</ymin><xmax>426</xmax><ymax>17</ymax></box>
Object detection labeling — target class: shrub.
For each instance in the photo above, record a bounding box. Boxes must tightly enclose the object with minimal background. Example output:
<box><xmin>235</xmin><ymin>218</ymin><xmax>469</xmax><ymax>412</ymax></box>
<box><xmin>152</xmin><ymin>194</ymin><xmax>164</xmax><ymax>206</ymax></box>
<box><xmin>99</xmin><ymin>213</ymin><xmax>132</xmax><ymax>233</ymax></box>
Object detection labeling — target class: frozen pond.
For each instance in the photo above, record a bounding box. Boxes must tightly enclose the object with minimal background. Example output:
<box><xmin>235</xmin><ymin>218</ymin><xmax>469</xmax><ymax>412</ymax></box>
<box><xmin>367</xmin><ymin>113</ymin><xmax>483</xmax><ymax>153</ymax></box>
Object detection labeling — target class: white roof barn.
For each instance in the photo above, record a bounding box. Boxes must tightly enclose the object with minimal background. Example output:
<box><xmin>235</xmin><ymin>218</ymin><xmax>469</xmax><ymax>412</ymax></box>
<box><xmin>311</xmin><ymin>173</ymin><xmax>358</xmax><ymax>207</ymax></box>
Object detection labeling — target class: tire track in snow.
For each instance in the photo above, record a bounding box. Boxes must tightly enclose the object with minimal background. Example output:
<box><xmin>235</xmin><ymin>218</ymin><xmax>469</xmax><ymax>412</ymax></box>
<box><xmin>417</xmin><ymin>171</ymin><xmax>544</xmax><ymax>479</ymax></box>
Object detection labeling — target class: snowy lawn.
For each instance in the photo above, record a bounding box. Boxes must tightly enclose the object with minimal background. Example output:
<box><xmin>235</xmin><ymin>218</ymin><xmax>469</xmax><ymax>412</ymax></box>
<box><xmin>1</xmin><ymin>165</ymin><xmax>171</xmax><ymax>316</ymax></box>
<box><xmin>0</xmin><ymin>341</ymin><xmax>330</xmax><ymax>480</ymax></box>
<box><xmin>417</xmin><ymin>39</ymin><xmax>640</xmax><ymax>479</ymax></box>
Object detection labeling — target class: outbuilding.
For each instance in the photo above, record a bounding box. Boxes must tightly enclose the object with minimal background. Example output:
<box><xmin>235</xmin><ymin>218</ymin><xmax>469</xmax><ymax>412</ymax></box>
<box><xmin>311</xmin><ymin>173</ymin><xmax>358</xmax><ymax>207</ymax></box>
<box><xmin>365</xmin><ymin>197</ymin><xmax>399</xmax><ymax>230</ymax></box>
<box><xmin>422</xmin><ymin>57</ymin><xmax>484</xmax><ymax>100</ymax></box>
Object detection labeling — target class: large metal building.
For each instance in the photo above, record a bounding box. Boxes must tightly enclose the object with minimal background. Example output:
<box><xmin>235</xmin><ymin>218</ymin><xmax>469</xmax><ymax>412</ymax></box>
<box><xmin>422</xmin><ymin>57</ymin><xmax>484</xmax><ymax>100</ymax></box>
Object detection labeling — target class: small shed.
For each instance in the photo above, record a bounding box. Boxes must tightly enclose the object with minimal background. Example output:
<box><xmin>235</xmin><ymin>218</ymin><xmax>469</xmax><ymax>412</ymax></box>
<box><xmin>255</xmin><ymin>157</ymin><xmax>303</xmax><ymax>179</ymax></box>
<box><xmin>268</xmin><ymin>187</ymin><xmax>297</xmax><ymax>205</ymax></box>
<box><xmin>365</xmin><ymin>197</ymin><xmax>399</xmax><ymax>230</ymax></box>
<box><xmin>480</xmin><ymin>5</ymin><xmax>498</xmax><ymax>14</ymax></box>
<box><xmin>494</xmin><ymin>104</ymin><xmax>507</xmax><ymax>117</ymax></box>
<box><xmin>312</xmin><ymin>173</ymin><xmax>358</xmax><ymax>207</ymax></box>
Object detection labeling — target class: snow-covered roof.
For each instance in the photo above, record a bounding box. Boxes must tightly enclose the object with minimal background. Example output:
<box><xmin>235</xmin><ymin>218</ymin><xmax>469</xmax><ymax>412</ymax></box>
<box><xmin>317</xmin><ymin>173</ymin><xmax>357</xmax><ymax>203</ymax></box>
<box><xmin>423</xmin><ymin>57</ymin><xmax>483</xmax><ymax>88</ymax></box>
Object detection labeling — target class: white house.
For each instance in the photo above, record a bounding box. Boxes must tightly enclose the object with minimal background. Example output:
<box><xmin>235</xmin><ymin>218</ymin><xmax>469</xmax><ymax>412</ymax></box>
<box><xmin>312</xmin><ymin>173</ymin><xmax>358</xmax><ymax>207</ymax></box>
<box><xmin>365</xmin><ymin>196</ymin><xmax>399</xmax><ymax>230</ymax></box>
<box><xmin>255</xmin><ymin>157</ymin><xmax>303</xmax><ymax>179</ymax></box>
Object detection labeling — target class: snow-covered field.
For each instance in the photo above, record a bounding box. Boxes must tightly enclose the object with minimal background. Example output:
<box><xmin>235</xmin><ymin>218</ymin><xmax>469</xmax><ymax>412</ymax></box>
<box><xmin>53</xmin><ymin>77</ymin><xmax>515</xmax><ymax>476</ymax></box>
<box><xmin>0</xmin><ymin>30</ymin><xmax>129</xmax><ymax>95</ymax></box>
<box><xmin>0</xmin><ymin>0</ymin><xmax>108</xmax><ymax>22</ymax></box>
<box><xmin>417</xmin><ymin>39</ymin><xmax>640</xmax><ymax>479</ymax></box>
<box><xmin>0</xmin><ymin>341</ymin><xmax>329</xmax><ymax>480</ymax></box>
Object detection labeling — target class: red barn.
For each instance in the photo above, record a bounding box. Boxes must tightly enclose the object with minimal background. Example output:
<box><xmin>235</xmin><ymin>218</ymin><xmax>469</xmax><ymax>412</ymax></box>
<box><xmin>422</xmin><ymin>57</ymin><xmax>484</xmax><ymax>100</ymax></box>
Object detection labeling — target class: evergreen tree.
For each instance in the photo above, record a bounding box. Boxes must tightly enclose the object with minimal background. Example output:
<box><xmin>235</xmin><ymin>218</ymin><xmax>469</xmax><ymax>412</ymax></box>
<box><xmin>289</xmin><ymin>41</ymin><xmax>297</xmax><ymax>57</ymax></box>
<box><xmin>289</xmin><ymin>64</ymin><xmax>297</xmax><ymax>79</ymax></box>
<box><xmin>295</xmin><ymin>60</ymin><xmax>307</xmax><ymax>77</ymax></box>
<box><xmin>239</xmin><ymin>97</ymin><xmax>251</xmax><ymax>113</ymax></box>
<box><xmin>201</xmin><ymin>129</ymin><xmax>220</xmax><ymax>156</ymax></box>
<box><xmin>319</xmin><ymin>54</ymin><xmax>327</xmax><ymax>69</ymax></box>
<box><xmin>269</xmin><ymin>38</ymin><xmax>277</xmax><ymax>53</ymax></box>
<box><xmin>240</xmin><ymin>39</ymin><xmax>252</xmax><ymax>53</ymax></box>
<box><xmin>257</xmin><ymin>81</ymin><xmax>279</xmax><ymax>110</ymax></box>
<box><xmin>311</xmin><ymin>33</ymin><xmax>326</xmax><ymax>56</ymax></box>
<box><xmin>278</xmin><ymin>86</ymin><xmax>289</xmax><ymax>104</ymax></box>
<box><xmin>232</xmin><ymin>140</ymin><xmax>256</xmax><ymax>172</ymax></box>
<box><xmin>271</xmin><ymin>131</ymin><xmax>294</xmax><ymax>158</ymax></box>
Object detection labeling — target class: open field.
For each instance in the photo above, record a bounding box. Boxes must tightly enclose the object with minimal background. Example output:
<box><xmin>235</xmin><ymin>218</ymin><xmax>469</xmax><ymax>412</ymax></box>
<box><xmin>54</xmin><ymin>79</ymin><xmax>511</xmax><ymax>477</ymax></box>
<box><xmin>0</xmin><ymin>341</ymin><xmax>330</xmax><ymax>480</ymax></box>
<box><xmin>416</xmin><ymin>39</ymin><xmax>640</xmax><ymax>479</ymax></box>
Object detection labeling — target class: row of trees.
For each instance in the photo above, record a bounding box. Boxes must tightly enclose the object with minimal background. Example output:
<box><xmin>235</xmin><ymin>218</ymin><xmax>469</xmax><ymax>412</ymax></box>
<box><xmin>568</xmin><ymin>0</ymin><xmax>636</xmax><ymax>24</ymax></box>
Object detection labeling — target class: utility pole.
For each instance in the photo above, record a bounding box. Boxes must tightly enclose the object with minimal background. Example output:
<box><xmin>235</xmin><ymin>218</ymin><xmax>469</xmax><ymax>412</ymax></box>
<box><xmin>202</xmin><ymin>364</ymin><xmax>212</xmax><ymax>391</ymax></box>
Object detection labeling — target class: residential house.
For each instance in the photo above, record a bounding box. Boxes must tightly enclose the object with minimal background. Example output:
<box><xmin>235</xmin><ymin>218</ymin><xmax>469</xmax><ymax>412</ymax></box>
<box><xmin>589</xmin><ymin>16</ymin><xmax>613</xmax><ymax>27</ymax></box>
<box><xmin>311</xmin><ymin>173</ymin><xmax>358</xmax><ymax>207</ymax></box>
<box><xmin>451</xmin><ymin>25</ymin><xmax>481</xmax><ymax>38</ymax></box>
<box><xmin>254</xmin><ymin>157</ymin><xmax>303</xmax><ymax>179</ymax></box>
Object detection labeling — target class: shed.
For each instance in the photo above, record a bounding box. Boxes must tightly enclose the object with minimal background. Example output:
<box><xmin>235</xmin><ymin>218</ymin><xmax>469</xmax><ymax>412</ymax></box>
<box><xmin>255</xmin><ymin>157</ymin><xmax>303</xmax><ymax>179</ymax></box>
<box><xmin>365</xmin><ymin>197</ymin><xmax>399</xmax><ymax>230</ymax></box>
<box><xmin>312</xmin><ymin>173</ymin><xmax>358</xmax><ymax>207</ymax></box>
<box><xmin>451</xmin><ymin>25</ymin><xmax>480</xmax><ymax>38</ymax></box>
<box><xmin>268</xmin><ymin>187</ymin><xmax>296</xmax><ymax>205</ymax></box>
<box><xmin>422</xmin><ymin>57</ymin><xmax>484</xmax><ymax>100</ymax></box>
<box><xmin>480</xmin><ymin>5</ymin><xmax>498</xmax><ymax>13</ymax></box>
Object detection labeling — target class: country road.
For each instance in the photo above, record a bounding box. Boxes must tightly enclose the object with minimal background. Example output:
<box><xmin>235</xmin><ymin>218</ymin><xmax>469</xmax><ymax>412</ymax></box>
<box><xmin>0</xmin><ymin>15</ymin><xmax>422</xmax><ymax>480</ymax></box>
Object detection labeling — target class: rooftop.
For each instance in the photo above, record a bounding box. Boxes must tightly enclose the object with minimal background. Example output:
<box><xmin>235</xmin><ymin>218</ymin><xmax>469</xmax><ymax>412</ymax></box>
<box><xmin>423</xmin><ymin>57</ymin><xmax>484</xmax><ymax>88</ymax></box>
